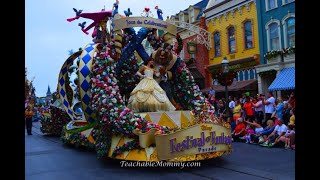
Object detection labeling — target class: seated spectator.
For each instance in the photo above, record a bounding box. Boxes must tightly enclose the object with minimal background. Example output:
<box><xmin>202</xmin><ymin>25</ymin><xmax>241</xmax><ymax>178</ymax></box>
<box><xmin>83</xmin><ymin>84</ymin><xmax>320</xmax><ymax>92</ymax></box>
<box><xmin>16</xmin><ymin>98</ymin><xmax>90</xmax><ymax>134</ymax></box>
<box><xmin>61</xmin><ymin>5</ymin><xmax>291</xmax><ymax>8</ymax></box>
<box><xmin>272</xmin><ymin>116</ymin><xmax>279</xmax><ymax>126</ymax></box>
<box><xmin>261</xmin><ymin>119</ymin><xmax>287</xmax><ymax>147</ymax></box>
<box><xmin>231</xmin><ymin>118</ymin><xmax>246</xmax><ymax>142</ymax></box>
<box><xmin>276</xmin><ymin>124</ymin><xmax>295</xmax><ymax>149</ymax></box>
<box><xmin>245</xmin><ymin>120</ymin><xmax>264</xmax><ymax>134</ymax></box>
<box><xmin>244</xmin><ymin>123</ymin><xmax>255</xmax><ymax>144</ymax></box>
<box><xmin>290</xmin><ymin>128</ymin><xmax>295</xmax><ymax>150</ymax></box>
<box><xmin>254</xmin><ymin>120</ymin><xmax>275</xmax><ymax>144</ymax></box>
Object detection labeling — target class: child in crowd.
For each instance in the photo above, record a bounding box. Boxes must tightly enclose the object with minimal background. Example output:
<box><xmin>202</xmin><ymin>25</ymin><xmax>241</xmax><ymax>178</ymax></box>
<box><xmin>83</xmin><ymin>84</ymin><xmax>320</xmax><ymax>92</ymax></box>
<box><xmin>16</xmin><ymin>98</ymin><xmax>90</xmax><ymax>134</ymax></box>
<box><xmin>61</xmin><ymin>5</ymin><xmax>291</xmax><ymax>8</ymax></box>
<box><xmin>274</xmin><ymin>124</ymin><xmax>295</xmax><ymax>149</ymax></box>
<box><xmin>284</xmin><ymin>124</ymin><xmax>295</xmax><ymax>149</ymax></box>
<box><xmin>245</xmin><ymin>124</ymin><xmax>255</xmax><ymax>144</ymax></box>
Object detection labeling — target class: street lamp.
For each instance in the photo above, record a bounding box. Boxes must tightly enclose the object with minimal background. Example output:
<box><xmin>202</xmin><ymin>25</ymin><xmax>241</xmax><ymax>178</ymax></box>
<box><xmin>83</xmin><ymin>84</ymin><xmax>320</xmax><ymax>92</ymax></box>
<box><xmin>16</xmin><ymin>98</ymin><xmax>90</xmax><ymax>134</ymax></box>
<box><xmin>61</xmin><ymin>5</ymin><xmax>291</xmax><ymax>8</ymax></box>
<box><xmin>187</xmin><ymin>41</ymin><xmax>197</xmax><ymax>55</ymax></box>
<box><xmin>221</xmin><ymin>57</ymin><xmax>230</xmax><ymax>120</ymax></box>
<box><xmin>185</xmin><ymin>41</ymin><xmax>197</xmax><ymax>66</ymax></box>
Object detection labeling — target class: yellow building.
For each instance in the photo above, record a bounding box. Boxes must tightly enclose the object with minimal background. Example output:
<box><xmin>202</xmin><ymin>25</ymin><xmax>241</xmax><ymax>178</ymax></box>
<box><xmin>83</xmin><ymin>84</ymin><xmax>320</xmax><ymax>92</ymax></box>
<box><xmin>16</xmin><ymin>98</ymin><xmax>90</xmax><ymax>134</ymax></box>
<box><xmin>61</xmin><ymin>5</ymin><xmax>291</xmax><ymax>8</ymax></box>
<box><xmin>204</xmin><ymin>0</ymin><xmax>260</xmax><ymax>96</ymax></box>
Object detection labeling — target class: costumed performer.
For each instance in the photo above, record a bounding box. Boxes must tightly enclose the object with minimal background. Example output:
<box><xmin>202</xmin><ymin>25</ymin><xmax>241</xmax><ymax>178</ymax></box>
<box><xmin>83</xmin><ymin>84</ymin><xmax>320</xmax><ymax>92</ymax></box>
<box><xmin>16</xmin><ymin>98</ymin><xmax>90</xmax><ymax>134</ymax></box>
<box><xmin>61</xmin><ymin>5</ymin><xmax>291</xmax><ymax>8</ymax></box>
<box><xmin>151</xmin><ymin>41</ymin><xmax>182</xmax><ymax>110</ymax></box>
<box><xmin>127</xmin><ymin>60</ymin><xmax>176</xmax><ymax>113</ymax></box>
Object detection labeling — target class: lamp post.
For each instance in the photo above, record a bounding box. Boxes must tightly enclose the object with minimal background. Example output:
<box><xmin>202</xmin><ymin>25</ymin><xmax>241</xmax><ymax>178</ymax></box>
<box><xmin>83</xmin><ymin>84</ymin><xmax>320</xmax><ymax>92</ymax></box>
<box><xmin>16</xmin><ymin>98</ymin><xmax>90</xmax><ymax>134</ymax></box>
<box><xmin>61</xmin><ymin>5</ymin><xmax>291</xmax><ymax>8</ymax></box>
<box><xmin>187</xmin><ymin>41</ymin><xmax>197</xmax><ymax>63</ymax></box>
<box><xmin>221</xmin><ymin>57</ymin><xmax>230</xmax><ymax>120</ymax></box>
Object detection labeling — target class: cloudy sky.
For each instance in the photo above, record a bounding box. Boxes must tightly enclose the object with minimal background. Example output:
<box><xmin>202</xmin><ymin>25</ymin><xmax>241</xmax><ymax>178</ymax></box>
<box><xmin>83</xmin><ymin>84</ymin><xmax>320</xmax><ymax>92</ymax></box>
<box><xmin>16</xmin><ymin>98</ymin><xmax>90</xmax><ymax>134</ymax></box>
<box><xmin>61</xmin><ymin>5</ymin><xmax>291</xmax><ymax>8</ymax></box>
<box><xmin>26</xmin><ymin>0</ymin><xmax>201</xmax><ymax>97</ymax></box>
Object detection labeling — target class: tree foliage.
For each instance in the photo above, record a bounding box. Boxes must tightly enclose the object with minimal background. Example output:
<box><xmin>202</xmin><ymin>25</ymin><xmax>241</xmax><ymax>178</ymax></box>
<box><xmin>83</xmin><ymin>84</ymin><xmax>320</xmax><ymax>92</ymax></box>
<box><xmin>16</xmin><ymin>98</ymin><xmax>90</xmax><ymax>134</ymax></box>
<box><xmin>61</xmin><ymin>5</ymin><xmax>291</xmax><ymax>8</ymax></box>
<box><xmin>25</xmin><ymin>68</ymin><xmax>30</xmax><ymax>98</ymax></box>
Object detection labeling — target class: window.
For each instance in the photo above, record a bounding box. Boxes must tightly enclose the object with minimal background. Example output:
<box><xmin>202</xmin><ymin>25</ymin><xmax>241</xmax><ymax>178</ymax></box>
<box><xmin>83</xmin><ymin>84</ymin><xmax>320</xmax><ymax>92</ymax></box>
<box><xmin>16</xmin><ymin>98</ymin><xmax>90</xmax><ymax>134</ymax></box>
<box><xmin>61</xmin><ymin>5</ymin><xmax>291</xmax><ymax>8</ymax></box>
<box><xmin>266</xmin><ymin>0</ymin><xmax>277</xmax><ymax>11</ymax></box>
<box><xmin>286</xmin><ymin>18</ymin><xmax>295</xmax><ymax>47</ymax></box>
<box><xmin>239</xmin><ymin>71</ymin><xmax>243</xmax><ymax>81</ymax></box>
<box><xmin>250</xmin><ymin>69</ymin><xmax>255</xmax><ymax>79</ymax></box>
<box><xmin>189</xmin><ymin>8</ymin><xmax>195</xmax><ymax>23</ymax></box>
<box><xmin>179</xmin><ymin>13</ymin><xmax>184</xmax><ymax>22</ymax></box>
<box><xmin>283</xmin><ymin>0</ymin><xmax>294</xmax><ymax>4</ymax></box>
<box><xmin>214</xmin><ymin>32</ymin><xmax>221</xmax><ymax>57</ymax></box>
<box><xmin>244</xmin><ymin>70</ymin><xmax>249</xmax><ymax>80</ymax></box>
<box><xmin>244</xmin><ymin>21</ymin><xmax>253</xmax><ymax>49</ymax></box>
<box><xmin>228</xmin><ymin>27</ymin><xmax>236</xmax><ymax>53</ymax></box>
<box><xmin>269</xmin><ymin>23</ymin><xmax>280</xmax><ymax>50</ymax></box>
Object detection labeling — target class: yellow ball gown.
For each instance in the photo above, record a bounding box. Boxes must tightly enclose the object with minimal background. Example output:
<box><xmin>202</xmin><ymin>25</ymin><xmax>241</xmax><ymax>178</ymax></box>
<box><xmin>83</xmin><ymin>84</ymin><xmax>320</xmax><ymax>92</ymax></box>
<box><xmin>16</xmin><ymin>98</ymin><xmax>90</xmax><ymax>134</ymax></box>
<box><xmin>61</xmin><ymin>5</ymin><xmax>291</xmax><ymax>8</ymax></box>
<box><xmin>127</xmin><ymin>66</ymin><xmax>176</xmax><ymax>113</ymax></box>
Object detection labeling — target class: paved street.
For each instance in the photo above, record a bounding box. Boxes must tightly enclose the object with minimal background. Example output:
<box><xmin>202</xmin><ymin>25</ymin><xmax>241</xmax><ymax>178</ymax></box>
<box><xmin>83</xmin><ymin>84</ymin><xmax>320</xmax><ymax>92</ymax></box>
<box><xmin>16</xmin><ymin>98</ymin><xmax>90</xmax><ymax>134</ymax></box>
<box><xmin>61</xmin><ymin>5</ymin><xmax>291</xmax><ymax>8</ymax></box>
<box><xmin>26</xmin><ymin>122</ymin><xmax>295</xmax><ymax>180</ymax></box>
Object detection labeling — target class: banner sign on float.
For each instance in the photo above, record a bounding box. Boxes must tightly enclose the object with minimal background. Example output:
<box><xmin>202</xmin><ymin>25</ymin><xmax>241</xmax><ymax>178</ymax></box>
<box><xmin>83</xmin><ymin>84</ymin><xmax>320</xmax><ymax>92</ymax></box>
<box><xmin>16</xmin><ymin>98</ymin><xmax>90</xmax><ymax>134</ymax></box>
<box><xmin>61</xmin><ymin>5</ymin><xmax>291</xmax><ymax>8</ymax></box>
<box><xmin>154</xmin><ymin>123</ymin><xmax>232</xmax><ymax>160</ymax></box>
<box><xmin>113</xmin><ymin>17</ymin><xmax>177</xmax><ymax>35</ymax></box>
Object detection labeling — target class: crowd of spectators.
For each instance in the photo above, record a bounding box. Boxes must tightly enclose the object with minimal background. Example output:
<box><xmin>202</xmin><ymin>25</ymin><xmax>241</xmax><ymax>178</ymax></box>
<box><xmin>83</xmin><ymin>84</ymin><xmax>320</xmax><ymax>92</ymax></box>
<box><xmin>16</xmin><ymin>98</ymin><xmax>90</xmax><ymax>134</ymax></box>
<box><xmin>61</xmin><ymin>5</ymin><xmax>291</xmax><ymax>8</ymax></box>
<box><xmin>206</xmin><ymin>89</ymin><xmax>295</xmax><ymax>150</ymax></box>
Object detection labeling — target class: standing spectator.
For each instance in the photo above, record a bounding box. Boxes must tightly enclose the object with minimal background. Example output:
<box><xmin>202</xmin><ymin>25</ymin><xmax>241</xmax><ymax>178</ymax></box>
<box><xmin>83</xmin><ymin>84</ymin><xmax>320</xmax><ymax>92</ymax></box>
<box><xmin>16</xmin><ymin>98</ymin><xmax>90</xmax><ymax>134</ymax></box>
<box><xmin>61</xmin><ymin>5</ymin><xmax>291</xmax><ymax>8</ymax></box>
<box><xmin>251</xmin><ymin>96</ymin><xmax>257</xmax><ymax>104</ymax></box>
<box><xmin>233</xmin><ymin>100</ymin><xmax>242</xmax><ymax>123</ymax></box>
<box><xmin>288</xmin><ymin>92</ymin><xmax>295</xmax><ymax>109</ymax></box>
<box><xmin>25</xmin><ymin>106</ymin><xmax>34</xmax><ymax>135</ymax></box>
<box><xmin>243</xmin><ymin>96</ymin><xmax>254</xmax><ymax>122</ymax></box>
<box><xmin>263</xmin><ymin>92</ymin><xmax>276</xmax><ymax>125</ymax></box>
<box><xmin>209</xmin><ymin>94</ymin><xmax>215</xmax><ymax>105</ymax></box>
<box><xmin>228</xmin><ymin>96</ymin><xmax>235</xmax><ymax>121</ymax></box>
<box><xmin>217</xmin><ymin>99</ymin><xmax>226</xmax><ymax>120</ymax></box>
<box><xmin>209</xmin><ymin>86</ymin><xmax>215</xmax><ymax>98</ymax></box>
<box><xmin>241</xmin><ymin>94</ymin><xmax>246</xmax><ymax>104</ymax></box>
<box><xmin>282</xmin><ymin>103</ymin><xmax>291</xmax><ymax>125</ymax></box>
<box><xmin>275</xmin><ymin>97</ymin><xmax>284</xmax><ymax>120</ymax></box>
<box><xmin>283</xmin><ymin>96</ymin><xmax>288</xmax><ymax>104</ymax></box>
<box><xmin>253</xmin><ymin>94</ymin><xmax>264</xmax><ymax>125</ymax></box>
<box><xmin>289</xmin><ymin>108</ymin><xmax>295</xmax><ymax>126</ymax></box>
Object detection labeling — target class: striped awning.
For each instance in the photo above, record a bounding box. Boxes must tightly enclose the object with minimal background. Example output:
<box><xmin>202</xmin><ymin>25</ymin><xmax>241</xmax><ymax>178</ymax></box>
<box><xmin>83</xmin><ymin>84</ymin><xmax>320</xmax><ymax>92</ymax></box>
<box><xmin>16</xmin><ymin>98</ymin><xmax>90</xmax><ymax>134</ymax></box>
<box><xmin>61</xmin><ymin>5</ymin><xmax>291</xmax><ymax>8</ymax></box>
<box><xmin>268</xmin><ymin>67</ymin><xmax>295</xmax><ymax>91</ymax></box>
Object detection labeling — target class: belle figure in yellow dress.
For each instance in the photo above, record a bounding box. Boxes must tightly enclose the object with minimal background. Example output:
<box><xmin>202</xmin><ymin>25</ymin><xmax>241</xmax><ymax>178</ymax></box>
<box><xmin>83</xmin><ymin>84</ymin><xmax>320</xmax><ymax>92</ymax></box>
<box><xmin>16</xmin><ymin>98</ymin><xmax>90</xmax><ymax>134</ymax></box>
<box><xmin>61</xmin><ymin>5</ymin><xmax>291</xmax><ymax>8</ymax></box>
<box><xmin>127</xmin><ymin>60</ymin><xmax>176</xmax><ymax>113</ymax></box>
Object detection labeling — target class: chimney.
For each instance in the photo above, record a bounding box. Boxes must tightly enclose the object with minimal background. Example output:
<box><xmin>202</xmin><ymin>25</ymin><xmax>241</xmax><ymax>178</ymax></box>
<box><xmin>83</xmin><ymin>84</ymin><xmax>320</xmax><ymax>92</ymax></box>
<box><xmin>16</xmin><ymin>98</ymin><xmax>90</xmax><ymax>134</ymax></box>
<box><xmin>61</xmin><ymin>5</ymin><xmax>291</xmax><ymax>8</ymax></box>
<box><xmin>200</xmin><ymin>15</ymin><xmax>207</xmax><ymax>30</ymax></box>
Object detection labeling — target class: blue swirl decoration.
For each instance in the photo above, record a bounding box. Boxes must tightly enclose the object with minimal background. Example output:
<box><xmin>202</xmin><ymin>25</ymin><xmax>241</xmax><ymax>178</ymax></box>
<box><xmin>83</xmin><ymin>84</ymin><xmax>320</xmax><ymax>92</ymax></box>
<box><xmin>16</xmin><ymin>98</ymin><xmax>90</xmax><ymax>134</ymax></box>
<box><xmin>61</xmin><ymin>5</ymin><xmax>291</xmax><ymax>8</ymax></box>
<box><xmin>116</xmin><ymin>27</ymin><xmax>151</xmax><ymax>74</ymax></box>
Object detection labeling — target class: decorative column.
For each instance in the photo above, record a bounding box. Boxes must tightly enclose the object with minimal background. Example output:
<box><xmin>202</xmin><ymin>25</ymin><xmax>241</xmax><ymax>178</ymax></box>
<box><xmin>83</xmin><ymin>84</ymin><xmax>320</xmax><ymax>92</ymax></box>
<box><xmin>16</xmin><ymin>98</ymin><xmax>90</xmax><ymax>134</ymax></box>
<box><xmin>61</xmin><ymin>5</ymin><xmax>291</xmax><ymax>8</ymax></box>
<box><xmin>257</xmin><ymin>74</ymin><xmax>263</xmax><ymax>94</ymax></box>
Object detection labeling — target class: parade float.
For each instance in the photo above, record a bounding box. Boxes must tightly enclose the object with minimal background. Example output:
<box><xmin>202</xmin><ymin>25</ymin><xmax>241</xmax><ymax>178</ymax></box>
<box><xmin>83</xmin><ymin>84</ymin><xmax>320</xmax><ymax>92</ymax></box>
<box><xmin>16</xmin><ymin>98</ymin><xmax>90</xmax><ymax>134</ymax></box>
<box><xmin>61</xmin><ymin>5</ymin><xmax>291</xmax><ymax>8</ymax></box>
<box><xmin>57</xmin><ymin>1</ymin><xmax>232</xmax><ymax>162</ymax></box>
<box><xmin>39</xmin><ymin>100</ymin><xmax>72</xmax><ymax>136</ymax></box>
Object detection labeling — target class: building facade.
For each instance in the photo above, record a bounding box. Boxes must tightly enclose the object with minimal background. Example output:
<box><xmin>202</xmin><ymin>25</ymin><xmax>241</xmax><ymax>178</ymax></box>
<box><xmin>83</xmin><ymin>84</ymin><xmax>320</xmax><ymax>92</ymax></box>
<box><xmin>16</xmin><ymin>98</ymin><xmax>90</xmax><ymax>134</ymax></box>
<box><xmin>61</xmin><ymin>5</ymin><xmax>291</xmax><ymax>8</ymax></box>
<box><xmin>170</xmin><ymin>0</ymin><xmax>210</xmax><ymax>89</ymax></box>
<box><xmin>255</xmin><ymin>0</ymin><xmax>295</xmax><ymax>96</ymax></box>
<box><xmin>204</xmin><ymin>0</ymin><xmax>260</xmax><ymax>97</ymax></box>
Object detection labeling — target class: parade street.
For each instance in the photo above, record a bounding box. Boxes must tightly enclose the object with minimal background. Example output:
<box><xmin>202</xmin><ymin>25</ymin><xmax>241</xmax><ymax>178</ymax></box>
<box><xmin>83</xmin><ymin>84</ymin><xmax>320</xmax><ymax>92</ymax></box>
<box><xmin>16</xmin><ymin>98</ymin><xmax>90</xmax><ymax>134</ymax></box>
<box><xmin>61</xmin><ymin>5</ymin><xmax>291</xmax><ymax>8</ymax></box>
<box><xmin>26</xmin><ymin>122</ymin><xmax>295</xmax><ymax>180</ymax></box>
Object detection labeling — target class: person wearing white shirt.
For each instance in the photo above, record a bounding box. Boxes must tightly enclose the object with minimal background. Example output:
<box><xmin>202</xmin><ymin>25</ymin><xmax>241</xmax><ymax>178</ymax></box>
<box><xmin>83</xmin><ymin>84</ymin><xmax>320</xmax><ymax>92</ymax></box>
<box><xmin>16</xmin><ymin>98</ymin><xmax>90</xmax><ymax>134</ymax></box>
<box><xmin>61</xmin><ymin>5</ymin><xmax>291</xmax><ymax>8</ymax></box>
<box><xmin>263</xmin><ymin>92</ymin><xmax>275</xmax><ymax>122</ymax></box>
<box><xmin>261</xmin><ymin>119</ymin><xmax>287</xmax><ymax>147</ymax></box>
<box><xmin>228</xmin><ymin>96</ymin><xmax>235</xmax><ymax>122</ymax></box>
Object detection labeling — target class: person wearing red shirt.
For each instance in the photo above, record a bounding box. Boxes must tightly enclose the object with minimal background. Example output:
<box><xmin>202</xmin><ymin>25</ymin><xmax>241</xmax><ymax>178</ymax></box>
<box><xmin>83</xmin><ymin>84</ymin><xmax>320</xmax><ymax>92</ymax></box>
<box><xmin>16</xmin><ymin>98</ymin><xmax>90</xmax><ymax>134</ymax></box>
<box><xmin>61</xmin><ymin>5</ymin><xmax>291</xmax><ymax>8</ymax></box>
<box><xmin>232</xmin><ymin>118</ymin><xmax>246</xmax><ymax>142</ymax></box>
<box><xmin>288</xmin><ymin>92</ymin><xmax>295</xmax><ymax>109</ymax></box>
<box><xmin>243</xmin><ymin>96</ymin><xmax>254</xmax><ymax>122</ymax></box>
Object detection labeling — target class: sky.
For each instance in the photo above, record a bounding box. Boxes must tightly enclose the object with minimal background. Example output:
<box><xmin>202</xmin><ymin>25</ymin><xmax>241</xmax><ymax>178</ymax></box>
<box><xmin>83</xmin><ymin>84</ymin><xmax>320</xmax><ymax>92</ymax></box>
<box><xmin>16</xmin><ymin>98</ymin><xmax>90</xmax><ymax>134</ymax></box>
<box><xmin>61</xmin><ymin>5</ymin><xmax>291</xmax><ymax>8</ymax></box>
<box><xmin>26</xmin><ymin>0</ymin><xmax>201</xmax><ymax>97</ymax></box>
